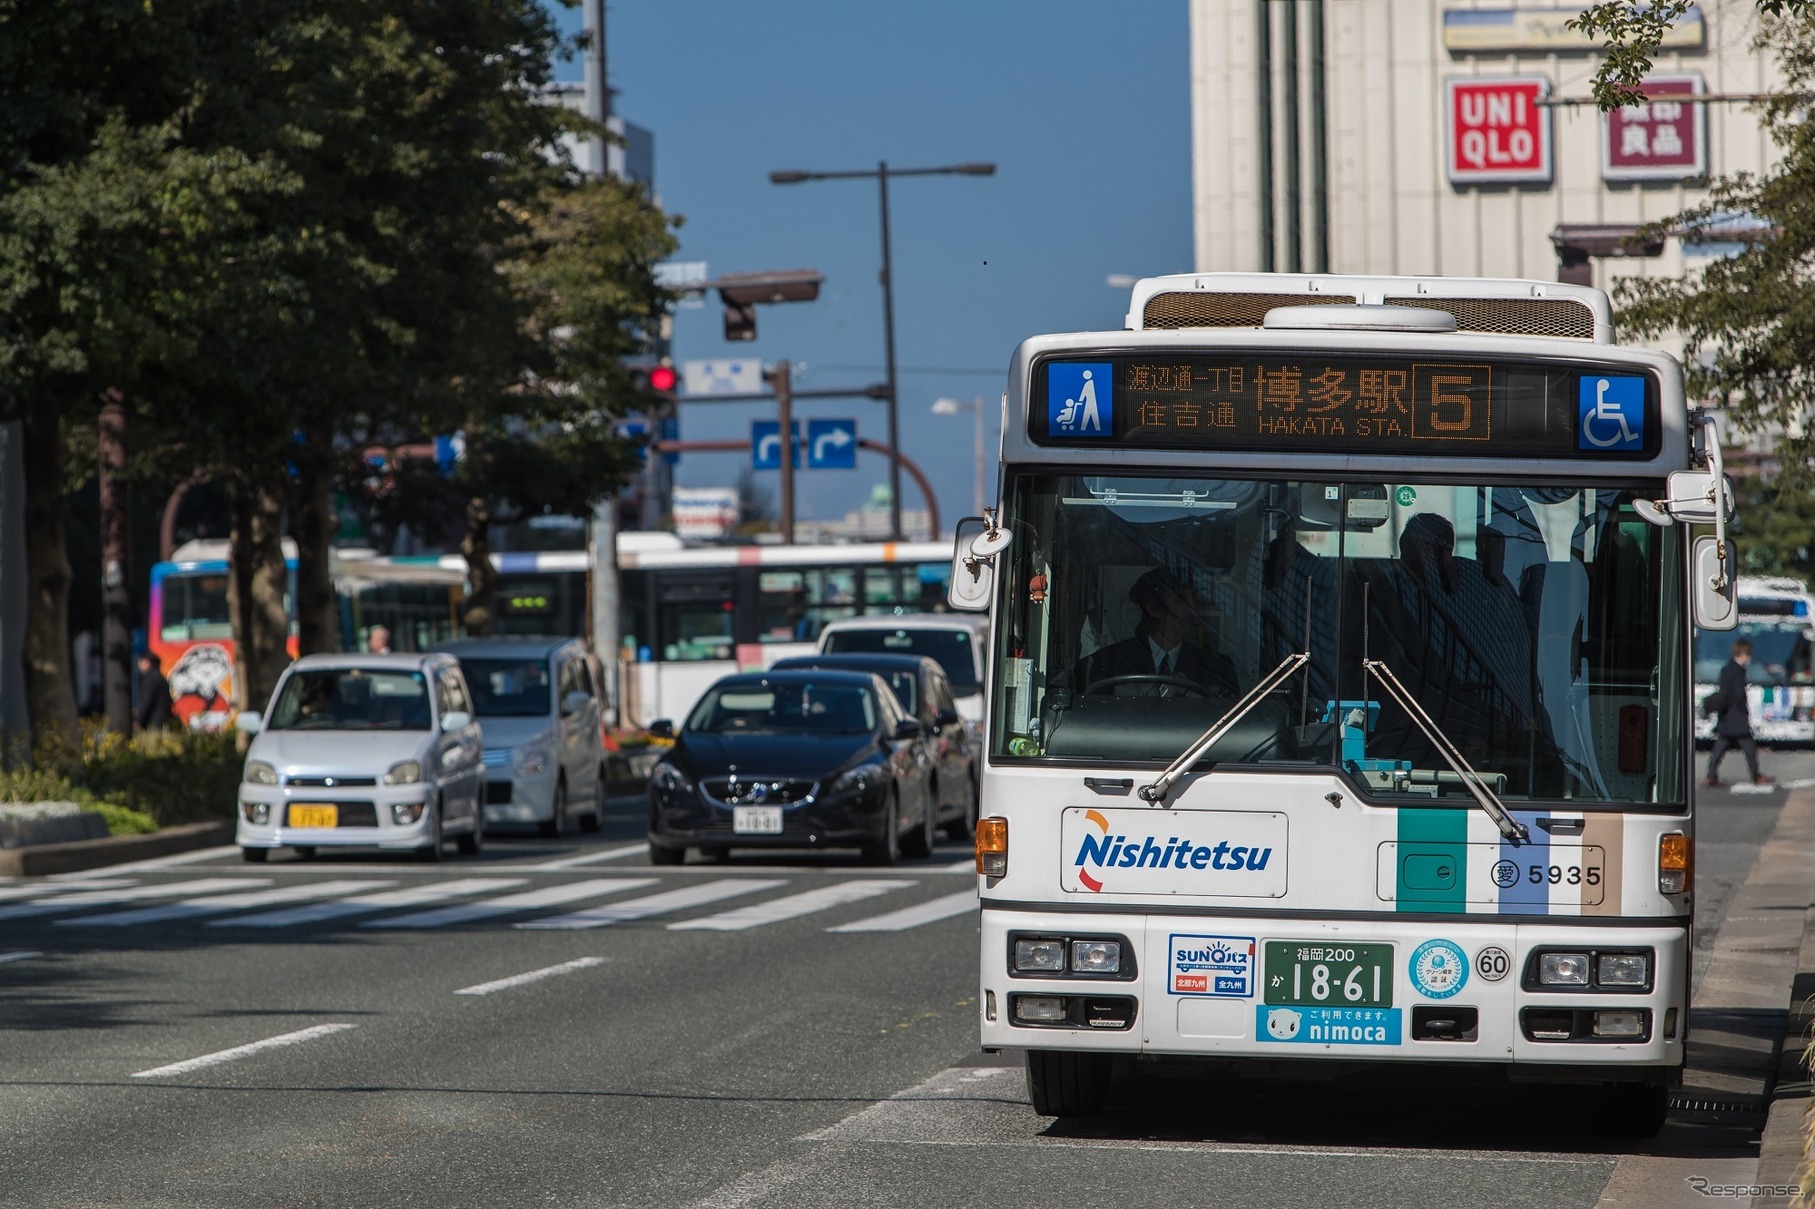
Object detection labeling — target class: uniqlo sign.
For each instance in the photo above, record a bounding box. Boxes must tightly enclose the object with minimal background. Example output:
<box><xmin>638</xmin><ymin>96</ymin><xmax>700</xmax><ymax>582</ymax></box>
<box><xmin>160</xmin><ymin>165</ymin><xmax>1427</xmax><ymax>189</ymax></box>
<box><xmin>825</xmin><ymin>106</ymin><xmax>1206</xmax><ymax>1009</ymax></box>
<box><xmin>1603</xmin><ymin>74</ymin><xmax>1705</xmax><ymax>181</ymax></box>
<box><xmin>1446</xmin><ymin>76</ymin><xmax>1552</xmax><ymax>185</ymax></box>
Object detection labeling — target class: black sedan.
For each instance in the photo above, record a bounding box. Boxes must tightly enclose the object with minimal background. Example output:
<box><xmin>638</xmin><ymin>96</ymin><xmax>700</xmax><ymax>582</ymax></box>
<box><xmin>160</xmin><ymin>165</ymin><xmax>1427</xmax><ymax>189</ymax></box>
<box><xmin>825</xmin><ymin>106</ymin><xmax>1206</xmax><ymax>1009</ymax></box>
<box><xmin>645</xmin><ymin>670</ymin><xmax>938</xmax><ymax>866</ymax></box>
<box><xmin>770</xmin><ymin>653</ymin><xmax>977</xmax><ymax>841</ymax></box>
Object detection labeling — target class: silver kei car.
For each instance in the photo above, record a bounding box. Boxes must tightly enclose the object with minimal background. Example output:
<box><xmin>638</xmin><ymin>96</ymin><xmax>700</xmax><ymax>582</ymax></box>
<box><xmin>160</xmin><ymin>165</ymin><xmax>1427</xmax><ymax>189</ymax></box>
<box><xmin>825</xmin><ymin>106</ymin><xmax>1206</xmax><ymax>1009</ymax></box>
<box><xmin>235</xmin><ymin>652</ymin><xmax>485</xmax><ymax>862</ymax></box>
<box><xmin>435</xmin><ymin>636</ymin><xmax>607</xmax><ymax>837</ymax></box>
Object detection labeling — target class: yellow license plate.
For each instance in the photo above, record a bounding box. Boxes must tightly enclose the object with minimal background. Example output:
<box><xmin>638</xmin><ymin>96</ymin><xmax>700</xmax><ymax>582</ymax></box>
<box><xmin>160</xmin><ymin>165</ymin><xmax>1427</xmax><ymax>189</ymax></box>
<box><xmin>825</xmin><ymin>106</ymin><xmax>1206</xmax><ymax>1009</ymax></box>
<box><xmin>288</xmin><ymin>804</ymin><xmax>338</xmax><ymax>829</ymax></box>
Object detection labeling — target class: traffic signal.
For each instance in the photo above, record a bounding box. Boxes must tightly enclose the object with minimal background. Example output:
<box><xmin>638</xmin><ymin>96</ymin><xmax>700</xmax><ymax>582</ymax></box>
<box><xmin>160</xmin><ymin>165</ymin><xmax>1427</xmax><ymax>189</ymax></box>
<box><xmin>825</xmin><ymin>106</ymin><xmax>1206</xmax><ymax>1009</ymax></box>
<box><xmin>629</xmin><ymin>360</ymin><xmax>678</xmax><ymax>402</ymax></box>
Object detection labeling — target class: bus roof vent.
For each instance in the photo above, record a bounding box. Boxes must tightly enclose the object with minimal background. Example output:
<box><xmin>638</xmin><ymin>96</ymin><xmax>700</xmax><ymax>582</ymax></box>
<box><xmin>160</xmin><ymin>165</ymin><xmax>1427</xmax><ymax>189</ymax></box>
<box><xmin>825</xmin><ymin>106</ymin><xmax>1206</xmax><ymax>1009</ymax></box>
<box><xmin>1380</xmin><ymin>294</ymin><xmax>1597</xmax><ymax>341</ymax></box>
<box><xmin>1127</xmin><ymin>273</ymin><xmax>1612</xmax><ymax>342</ymax></box>
<box><xmin>1142</xmin><ymin>290</ymin><xmax>1356</xmax><ymax>330</ymax></box>
<box><xmin>1263</xmin><ymin>304</ymin><xmax>1456</xmax><ymax>334</ymax></box>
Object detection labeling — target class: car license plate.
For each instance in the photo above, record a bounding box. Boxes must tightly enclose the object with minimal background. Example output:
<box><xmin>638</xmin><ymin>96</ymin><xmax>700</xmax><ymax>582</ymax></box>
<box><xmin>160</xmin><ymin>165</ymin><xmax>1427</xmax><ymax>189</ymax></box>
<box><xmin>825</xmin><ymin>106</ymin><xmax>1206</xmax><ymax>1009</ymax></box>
<box><xmin>733</xmin><ymin>806</ymin><xmax>783</xmax><ymax>835</ymax></box>
<box><xmin>288</xmin><ymin>804</ymin><xmax>339</xmax><ymax>829</ymax></box>
<box><xmin>1263</xmin><ymin>941</ymin><xmax>1394</xmax><ymax>1008</ymax></box>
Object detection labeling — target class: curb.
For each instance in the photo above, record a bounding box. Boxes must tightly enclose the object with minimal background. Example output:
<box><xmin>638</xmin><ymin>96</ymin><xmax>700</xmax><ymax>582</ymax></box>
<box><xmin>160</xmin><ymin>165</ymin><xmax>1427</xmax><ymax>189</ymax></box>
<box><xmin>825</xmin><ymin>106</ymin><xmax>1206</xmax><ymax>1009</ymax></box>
<box><xmin>0</xmin><ymin>821</ymin><xmax>234</xmax><ymax>878</ymax></box>
<box><xmin>1756</xmin><ymin>904</ymin><xmax>1815</xmax><ymax>1209</ymax></box>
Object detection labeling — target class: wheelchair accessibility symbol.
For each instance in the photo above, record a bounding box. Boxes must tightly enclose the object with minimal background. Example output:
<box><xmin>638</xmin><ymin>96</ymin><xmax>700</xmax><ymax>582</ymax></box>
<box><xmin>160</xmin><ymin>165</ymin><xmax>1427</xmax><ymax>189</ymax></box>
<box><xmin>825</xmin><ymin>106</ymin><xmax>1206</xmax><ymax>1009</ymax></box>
<box><xmin>1578</xmin><ymin>375</ymin><xmax>1645</xmax><ymax>452</ymax></box>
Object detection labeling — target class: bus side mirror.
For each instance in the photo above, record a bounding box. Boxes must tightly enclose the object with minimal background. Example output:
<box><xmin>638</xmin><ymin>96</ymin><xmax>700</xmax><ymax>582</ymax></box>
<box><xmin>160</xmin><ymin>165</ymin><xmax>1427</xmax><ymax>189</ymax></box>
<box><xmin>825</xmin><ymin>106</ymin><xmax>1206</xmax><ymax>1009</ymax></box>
<box><xmin>948</xmin><ymin>512</ymin><xmax>1009</xmax><ymax>612</ymax></box>
<box><xmin>1692</xmin><ymin>535</ymin><xmax>1738</xmax><ymax>631</ymax></box>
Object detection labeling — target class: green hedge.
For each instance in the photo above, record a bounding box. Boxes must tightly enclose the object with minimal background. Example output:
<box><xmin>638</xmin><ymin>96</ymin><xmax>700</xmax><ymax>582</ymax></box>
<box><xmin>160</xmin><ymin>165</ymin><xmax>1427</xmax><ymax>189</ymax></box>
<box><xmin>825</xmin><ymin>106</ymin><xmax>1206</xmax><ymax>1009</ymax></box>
<box><xmin>23</xmin><ymin>723</ymin><xmax>240</xmax><ymax>828</ymax></box>
<box><xmin>0</xmin><ymin>765</ymin><xmax>161</xmax><ymax>835</ymax></box>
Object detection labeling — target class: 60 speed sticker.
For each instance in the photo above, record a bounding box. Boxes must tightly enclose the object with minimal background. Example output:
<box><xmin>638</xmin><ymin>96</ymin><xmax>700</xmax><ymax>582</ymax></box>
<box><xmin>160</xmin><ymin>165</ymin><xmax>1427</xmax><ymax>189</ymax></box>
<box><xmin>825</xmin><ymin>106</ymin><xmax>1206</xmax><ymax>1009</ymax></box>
<box><xmin>1474</xmin><ymin>946</ymin><xmax>1512</xmax><ymax>983</ymax></box>
<box><xmin>1409</xmin><ymin>939</ymin><xmax>1468</xmax><ymax>999</ymax></box>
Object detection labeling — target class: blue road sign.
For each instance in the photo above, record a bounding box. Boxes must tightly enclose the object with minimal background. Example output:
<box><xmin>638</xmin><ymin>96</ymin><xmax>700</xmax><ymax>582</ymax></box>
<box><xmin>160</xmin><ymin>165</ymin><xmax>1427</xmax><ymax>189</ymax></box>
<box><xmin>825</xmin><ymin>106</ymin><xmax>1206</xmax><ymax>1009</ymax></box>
<box><xmin>751</xmin><ymin>420</ymin><xmax>804</xmax><ymax>470</ymax></box>
<box><xmin>806</xmin><ymin>419</ymin><xmax>858</xmax><ymax>469</ymax></box>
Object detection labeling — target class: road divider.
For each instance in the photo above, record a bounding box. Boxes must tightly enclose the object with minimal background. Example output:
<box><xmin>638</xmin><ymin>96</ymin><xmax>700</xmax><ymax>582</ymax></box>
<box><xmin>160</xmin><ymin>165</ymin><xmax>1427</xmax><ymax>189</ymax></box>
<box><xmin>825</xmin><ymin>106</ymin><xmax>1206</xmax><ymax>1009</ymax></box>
<box><xmin>454</xmin><ymin>956</ymin><xmax>606</xmax><ymax>996</ymax></box>
<box><xmin>130</xmin><ymin>1023</ymin><xmax>357</xmax><ymax>1079</ymax></box>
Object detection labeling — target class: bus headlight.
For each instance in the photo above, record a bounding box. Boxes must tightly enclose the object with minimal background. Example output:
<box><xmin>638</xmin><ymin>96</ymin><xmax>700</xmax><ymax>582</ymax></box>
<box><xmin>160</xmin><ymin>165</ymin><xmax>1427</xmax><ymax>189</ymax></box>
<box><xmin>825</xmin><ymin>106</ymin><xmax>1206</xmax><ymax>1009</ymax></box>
<box><xmin>244</xmin><ymin>761</ymin><xmax>277</xmax><ymax>786</ymax></box>
<box><xmin>1013</xmin><ymin>939</ymin><xmax>1066</xmax><ymax>972</ymax></box>
<box><xmin>1597</xmin><ymin>953</ymin><xmax>1650</xmax><ymax>987</ymax></box>
<box><xmin>1592</xmin><ymin>1010</ymin><xmax>1647</xmax><ymax>1038</ymax></box>
<box><xmin>1537</xmin><ymin>953</ymin><xmax>1592</xmax><ymax>986</ymax></box>
<box><xmin>1071</xmin><ymin>940</ymin><xmax>1122</xmax><ymax>974</ymax></box>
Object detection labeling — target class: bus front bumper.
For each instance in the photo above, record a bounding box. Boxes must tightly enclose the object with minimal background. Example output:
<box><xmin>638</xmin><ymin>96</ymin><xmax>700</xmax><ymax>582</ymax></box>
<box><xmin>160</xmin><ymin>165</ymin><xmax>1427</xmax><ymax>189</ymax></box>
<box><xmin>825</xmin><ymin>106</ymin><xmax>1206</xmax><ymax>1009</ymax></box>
<box><xmin>979</xmin><ymin>906</ymin><xmax>1687</xmax><ymax>1074</ymax></box>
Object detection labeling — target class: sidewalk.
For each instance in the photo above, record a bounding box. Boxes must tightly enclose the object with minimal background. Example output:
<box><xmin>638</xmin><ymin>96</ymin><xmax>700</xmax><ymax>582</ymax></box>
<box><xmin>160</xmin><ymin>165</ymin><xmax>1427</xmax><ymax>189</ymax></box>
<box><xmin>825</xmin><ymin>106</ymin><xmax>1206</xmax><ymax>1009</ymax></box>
<box><xmin>1596</xmin><ymin>786</ymin><xmax>1815</xmax><ymax>1208</ymax></box>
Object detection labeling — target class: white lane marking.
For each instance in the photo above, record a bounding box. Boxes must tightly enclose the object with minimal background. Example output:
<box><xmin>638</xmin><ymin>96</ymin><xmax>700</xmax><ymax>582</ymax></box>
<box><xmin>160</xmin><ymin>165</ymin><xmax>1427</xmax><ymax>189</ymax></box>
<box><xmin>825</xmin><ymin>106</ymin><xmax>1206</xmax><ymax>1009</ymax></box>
<box><xmin>670</xmin><ymin>880</ymin><xmax>910</xmax><ymax>932</ymax></box>
<box><xmin>130</xmin><ymin>1023</ymin><xmax>357</xmax><ymax>1079</ymax></box>
<box><xmin>517</xmin><ymin>879</ymin><xmax>786</xmax><ymax>931</ymax></box>
<box><xmin>0</xmin><ymin>950</ymin><xmax>44</xmax><ymax>965</ymax></box>
<box><xmin>0</xmin><ymin>879</ymin><xmax>273</xmax><ymax>922</ymax></box>
<box><xmin>826</xmin><ymin>889</ymin><xmax>977</xmax><ymax>933</ymax></box>
<box><xmin>87</xmin><ymin>845</ymin><xmax>240</xmax><ymax>874</ymax></box>
<box><xmin>56</xmin><ymin>881</ymin><xmax>396</xmax><ymax>928</ymax></box>
<box><xmin>210</xmin><ymin>878</ymin><xmax>526</xmax><ymax>928</ymax></box>
<box><xmin>0</xmin><ymin>879</ymin><xmax>138</xmax><ymax>903</ymax></box>
<box><xmin>453</xmin><ymin>956</ymin><xmax>606</xmax><ymax>996</ymax></box>
<box><xmin>362</xmin><ymin>878</ymin><xmax>658</xmax><ymax>929</ymax></box>
<box><xmin>529</xmin><ymin>844</ymin><xmax>647</xmax><ymax>870</ymax></box>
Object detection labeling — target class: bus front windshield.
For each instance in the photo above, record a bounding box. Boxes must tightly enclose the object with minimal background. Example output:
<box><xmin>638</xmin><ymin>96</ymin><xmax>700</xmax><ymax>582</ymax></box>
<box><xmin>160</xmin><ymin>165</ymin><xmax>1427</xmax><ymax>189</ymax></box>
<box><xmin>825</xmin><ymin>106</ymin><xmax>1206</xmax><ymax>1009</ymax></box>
<box><xmin>1694</xmin><ymin>623</ymin><xmax>1814</xmax><ymax>686</ymax></box>
<box><xmin>991</xmin><ymin>474</ymin><xmax>1685</xmax><ymax>806</ymax></box>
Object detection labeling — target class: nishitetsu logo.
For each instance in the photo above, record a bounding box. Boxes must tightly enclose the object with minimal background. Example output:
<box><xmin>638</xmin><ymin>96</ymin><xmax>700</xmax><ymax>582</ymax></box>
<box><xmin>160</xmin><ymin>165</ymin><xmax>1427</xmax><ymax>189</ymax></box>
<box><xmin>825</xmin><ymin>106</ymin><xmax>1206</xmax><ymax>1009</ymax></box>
<box><xmin>1073</xmin><ymin>808</ymin><xmax>1274</xmax><ymax>893</ymax></box>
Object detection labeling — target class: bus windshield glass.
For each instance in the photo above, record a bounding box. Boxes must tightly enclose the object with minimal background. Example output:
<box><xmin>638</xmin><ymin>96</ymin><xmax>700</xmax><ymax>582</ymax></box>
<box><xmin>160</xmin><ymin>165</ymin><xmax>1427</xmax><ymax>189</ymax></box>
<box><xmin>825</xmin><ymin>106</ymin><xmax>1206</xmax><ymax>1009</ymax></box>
<box><xmin>990</xmin><ymin>472</ymin><xmax>1684</xmax><ymax>806</ymax></box>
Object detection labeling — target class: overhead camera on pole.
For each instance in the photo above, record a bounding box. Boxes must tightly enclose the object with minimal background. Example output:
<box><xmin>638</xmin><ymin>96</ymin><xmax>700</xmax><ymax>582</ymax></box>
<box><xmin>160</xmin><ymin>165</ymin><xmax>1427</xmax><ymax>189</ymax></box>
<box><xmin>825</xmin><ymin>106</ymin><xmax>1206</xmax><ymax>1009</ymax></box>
<box><xmin>710</xmin><ymin>270</ymin><xmax>824</xmax><ymax>343</ymax></box>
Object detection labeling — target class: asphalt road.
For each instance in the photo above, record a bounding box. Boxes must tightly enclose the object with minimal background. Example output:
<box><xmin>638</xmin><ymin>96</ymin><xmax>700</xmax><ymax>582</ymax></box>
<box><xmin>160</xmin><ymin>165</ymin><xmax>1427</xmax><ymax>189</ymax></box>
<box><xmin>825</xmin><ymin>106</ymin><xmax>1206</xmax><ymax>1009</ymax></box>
<box><xmin>0</xmin><ymin>764</ymin><xmax>1804</xmax><ymax>1209</ymax></box>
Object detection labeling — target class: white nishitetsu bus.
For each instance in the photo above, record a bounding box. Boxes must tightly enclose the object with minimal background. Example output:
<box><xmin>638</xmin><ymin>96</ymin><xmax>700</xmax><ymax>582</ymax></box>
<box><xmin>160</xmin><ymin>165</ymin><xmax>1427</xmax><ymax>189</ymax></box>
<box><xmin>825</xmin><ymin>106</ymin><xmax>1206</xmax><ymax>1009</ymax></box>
<box><xmin>948</xmin><ymin>273</ymin><xmax>1739</xmax><ymax>1134</ymax></box>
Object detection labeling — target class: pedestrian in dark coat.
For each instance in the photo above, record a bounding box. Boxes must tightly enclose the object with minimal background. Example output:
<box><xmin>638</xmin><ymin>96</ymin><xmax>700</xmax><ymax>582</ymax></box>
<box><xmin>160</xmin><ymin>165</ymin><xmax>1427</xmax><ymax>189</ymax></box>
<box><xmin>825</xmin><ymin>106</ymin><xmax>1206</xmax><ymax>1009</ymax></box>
<box><xmin>1707</xmin><ymin>638</ymin><xmax>1774</xmax><ymax>786</ymax></box>
<box><xmin>135</xmin><ymin>652</ymin><xmax>174</xmax><ymax>733</ymax></box>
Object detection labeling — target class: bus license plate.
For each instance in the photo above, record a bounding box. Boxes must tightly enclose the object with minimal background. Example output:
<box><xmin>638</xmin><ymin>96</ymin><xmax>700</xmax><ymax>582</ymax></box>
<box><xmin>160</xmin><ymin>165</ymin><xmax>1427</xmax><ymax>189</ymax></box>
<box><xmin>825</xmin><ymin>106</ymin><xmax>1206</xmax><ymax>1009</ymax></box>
<box><xmin>288</xmin><ymin>804</ymin><xmax>338</xmax><ymax>829</ymax></box>
<box><xmin>1263</xmin><ymin>941</ymin><xmax>1394</xmax><ymax>1008</ymax></box>
<box><xmin>733</xmin><ymin>806</ymin><xmax>782</xmax><ymax>835</ymax></box>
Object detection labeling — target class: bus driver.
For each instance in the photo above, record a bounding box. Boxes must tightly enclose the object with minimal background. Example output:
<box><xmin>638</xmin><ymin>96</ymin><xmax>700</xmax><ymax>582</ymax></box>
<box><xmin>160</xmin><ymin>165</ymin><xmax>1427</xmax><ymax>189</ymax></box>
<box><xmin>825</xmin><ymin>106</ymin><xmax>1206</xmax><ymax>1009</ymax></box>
<box><xmin>1078</xmin><ymin>567</ymin><xmax>1238</xmax><ymax>697</ymax></box>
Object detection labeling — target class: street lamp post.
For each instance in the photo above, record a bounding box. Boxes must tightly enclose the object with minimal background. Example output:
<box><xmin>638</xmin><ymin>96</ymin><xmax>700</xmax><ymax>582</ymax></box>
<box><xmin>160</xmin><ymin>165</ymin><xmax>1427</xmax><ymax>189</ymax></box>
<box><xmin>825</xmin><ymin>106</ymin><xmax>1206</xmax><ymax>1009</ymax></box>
<box><xmin>931</xmin><ymin>397</ymin><xmax>986</xmax><ymax>518</ymax></box>
<box><xmin>770</xmin><ymin>160</ymin><xmax>995</xmax><ymax>540</ymax></box>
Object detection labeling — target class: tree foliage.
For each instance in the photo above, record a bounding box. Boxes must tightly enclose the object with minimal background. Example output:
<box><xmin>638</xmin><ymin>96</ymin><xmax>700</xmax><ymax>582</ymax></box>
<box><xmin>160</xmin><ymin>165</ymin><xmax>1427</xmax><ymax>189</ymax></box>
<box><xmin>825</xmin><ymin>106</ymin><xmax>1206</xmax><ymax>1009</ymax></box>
<box><xmin>1571</xmin><ymin>1</ymin><xmax>1811</xmax><ymax>110</ymax></box>
<box><xmin>1612</xmin><ymin>13</ymin><xmax>1815</xmax><ymax>488</ymax></box>
<box><xmin>0</xmin><ymin>1</ymin><xmax>679</xmax><ymax>736</ymax></box>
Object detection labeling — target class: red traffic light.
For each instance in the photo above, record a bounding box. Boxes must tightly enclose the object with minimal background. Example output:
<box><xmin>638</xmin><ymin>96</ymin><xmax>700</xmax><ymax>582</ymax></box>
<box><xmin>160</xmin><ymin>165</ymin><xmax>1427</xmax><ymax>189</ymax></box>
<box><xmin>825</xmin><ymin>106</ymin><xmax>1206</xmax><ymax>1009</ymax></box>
<box><xmin>648</xmin><ymin>364</ymin><xmax>677</xmax><ymax>393</ymax></box>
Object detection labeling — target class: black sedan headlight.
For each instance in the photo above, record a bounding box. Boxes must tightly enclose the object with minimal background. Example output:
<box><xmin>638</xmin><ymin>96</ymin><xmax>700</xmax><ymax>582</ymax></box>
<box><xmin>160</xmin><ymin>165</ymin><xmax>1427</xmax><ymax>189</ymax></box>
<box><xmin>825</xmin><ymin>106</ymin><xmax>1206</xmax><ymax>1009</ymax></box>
<box><xmin>651</xmin><ymin>763</ymin><xmax>693</xmax><ymax>795</ymax></box>
<box><xmin>828</xmin><ymin>765</ymin><xmax>880</xmax><ymax>798</ymax></box>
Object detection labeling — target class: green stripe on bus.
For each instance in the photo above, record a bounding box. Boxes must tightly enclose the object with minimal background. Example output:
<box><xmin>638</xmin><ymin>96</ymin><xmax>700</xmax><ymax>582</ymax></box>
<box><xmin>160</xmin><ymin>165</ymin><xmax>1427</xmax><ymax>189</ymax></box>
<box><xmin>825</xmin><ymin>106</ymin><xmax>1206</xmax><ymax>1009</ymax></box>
<box><xmin>1396</xmin><ymin>808</ymin><xmax>1468</xmax><ymax>913</ymax></box>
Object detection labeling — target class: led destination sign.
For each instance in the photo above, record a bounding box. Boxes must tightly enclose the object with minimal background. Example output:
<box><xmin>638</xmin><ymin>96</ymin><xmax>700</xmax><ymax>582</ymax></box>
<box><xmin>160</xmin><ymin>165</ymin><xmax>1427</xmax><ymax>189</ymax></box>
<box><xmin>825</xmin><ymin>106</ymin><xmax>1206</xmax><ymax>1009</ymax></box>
<box><xmin>1036</xmin><ymin>354</ymin><xmax>1655</xmax><ymax>458</ymax></box>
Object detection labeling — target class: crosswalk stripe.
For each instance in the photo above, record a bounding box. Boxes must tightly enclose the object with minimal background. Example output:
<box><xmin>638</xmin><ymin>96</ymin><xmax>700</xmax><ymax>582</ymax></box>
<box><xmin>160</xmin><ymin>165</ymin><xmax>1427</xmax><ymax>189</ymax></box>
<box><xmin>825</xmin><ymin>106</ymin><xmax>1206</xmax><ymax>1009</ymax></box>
<box><xmin>363</xmin><ymin>879</ymin><xmax>659</xmax><ymax>929</ymax></box>
<box><xmin>517</xmin><ymin>878</ymin><xmax>786</xmax><ymax>931</ymax></box>
<box><xmin>826</xmin><ymin>889</ymin><xmax>977</xmax><ymax>933</ymax></box>
<box><xmin>669</xmin><ymin>879</ymin><xmax>911</xmax><ymax>932</ymax></box>
<box><xmin>0</xmin><ymin>878</ymin><xmax>272</xmax><ymax>922</ymax></box>
<box><xmin>529</xmin><ymin>844</ymin><xmax>647</xmax><ymax>871</ymax></box>
<box><xmin>0</xmin><ymin>879</ymin><xmax>138</xmax><ymax>903</ymax></box>
<box><xmin>56</xmin><ymin>881</ymin><xmax>397</xmax><ymax>928</ymax></box>
<box><xmin>210</xmin><ymin>878</ymin><xmax>526</xmax><ymax>928</ymax></box>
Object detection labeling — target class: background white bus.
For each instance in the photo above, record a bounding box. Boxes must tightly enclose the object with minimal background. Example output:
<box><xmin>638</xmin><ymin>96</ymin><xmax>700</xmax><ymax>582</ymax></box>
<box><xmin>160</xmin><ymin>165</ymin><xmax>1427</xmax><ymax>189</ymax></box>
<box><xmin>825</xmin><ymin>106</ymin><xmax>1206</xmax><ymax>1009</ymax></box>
<box><xmin>1693</xmin><ymin>576</ymin><xmax>1815</xmax><ymax>745</ymax></box>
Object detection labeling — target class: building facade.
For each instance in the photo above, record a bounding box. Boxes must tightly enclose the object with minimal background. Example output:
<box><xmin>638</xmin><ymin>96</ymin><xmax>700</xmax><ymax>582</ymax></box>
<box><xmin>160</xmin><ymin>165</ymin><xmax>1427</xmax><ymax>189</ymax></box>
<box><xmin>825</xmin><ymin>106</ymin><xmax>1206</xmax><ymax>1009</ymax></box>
<box><xmin>1189</xmin><ymin>0</ymin><xmax>1783</xmax><ymax>291</ymax></box>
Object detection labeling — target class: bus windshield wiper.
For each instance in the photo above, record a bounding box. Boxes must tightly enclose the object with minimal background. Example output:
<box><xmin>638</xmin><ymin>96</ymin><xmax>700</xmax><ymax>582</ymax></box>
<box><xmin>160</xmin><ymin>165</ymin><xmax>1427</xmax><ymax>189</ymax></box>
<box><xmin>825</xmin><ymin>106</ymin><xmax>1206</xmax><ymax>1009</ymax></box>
<box><xmin>1362</xmin><ymin>658</ymin><xmax>1530</xmax><ymax>844</ymax></box>
<box><xmin>1139</xmin><ymin>653</ymin><xmax>1309</xmax><ymax>805</ymax></box>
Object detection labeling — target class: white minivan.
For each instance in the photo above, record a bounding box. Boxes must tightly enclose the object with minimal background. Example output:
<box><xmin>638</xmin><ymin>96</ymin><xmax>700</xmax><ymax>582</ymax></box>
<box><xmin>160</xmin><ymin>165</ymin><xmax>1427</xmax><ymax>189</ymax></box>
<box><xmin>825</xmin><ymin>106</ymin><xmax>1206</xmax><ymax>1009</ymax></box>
<box><xmin>816</xmin><ymin>613</ymin><xmax>988</xmax><ymax>741</ymax></box>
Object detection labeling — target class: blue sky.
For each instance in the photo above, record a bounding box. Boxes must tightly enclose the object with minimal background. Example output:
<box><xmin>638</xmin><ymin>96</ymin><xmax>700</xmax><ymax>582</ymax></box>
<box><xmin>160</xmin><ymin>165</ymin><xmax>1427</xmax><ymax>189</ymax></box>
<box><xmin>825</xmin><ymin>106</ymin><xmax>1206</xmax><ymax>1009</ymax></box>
<box><xmin>545</xmin><ymin>1</ymin><xmax>1192</xmax><ymax>531</ymax></box>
